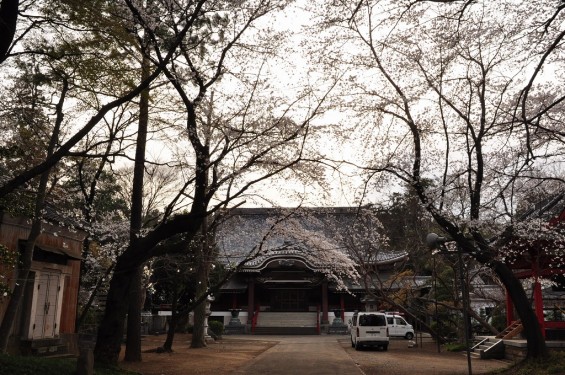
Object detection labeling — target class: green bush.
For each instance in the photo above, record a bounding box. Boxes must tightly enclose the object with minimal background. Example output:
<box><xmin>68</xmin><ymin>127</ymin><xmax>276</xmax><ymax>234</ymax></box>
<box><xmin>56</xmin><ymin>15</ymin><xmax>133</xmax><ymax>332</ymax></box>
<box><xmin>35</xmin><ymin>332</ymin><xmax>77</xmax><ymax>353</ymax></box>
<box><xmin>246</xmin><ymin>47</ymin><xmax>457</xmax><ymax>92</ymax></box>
<box><xmin>208</xmin><ymin>320</ymin><xmax>224</xmax><ymax>338</ymax></box>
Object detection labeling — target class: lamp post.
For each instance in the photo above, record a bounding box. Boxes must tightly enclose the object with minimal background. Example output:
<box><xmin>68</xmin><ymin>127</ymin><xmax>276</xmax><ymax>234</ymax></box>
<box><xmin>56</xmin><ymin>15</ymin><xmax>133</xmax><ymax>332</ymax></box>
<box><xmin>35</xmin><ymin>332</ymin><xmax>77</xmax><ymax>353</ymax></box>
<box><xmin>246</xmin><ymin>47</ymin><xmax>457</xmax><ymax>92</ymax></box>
<box><xmin>426</xmin><ymin>233</ymin><xmax>473</xmax><ymax>375</ymax></box>
<box><xmin>433</xmin><ymin>255</ymin><xmax>441</xmax><ymax>353</ymax></box>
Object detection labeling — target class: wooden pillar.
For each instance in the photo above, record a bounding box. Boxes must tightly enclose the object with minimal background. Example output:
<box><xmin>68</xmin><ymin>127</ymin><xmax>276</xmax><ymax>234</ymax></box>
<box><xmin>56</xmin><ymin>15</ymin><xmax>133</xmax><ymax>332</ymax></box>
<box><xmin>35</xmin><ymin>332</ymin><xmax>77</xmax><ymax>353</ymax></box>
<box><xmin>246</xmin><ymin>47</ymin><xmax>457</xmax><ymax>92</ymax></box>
<box><xmin>340</xmin><ymin>294</ymin><xmax>345</xmax><ymax>321</ymax></box>
<box><xmin>247</xmin><ymin>279</ymin><xmax>255</xmax><ymax>318</ymax></box>
<box><xmin>231</xmin><ymin>293</ymin><xmax>237</xmax><ymax>309</ymax></box>
<box><xmin>322</xmin><ymin>281</ymin><xmax>329</xmax><ymax>324</ymax></box>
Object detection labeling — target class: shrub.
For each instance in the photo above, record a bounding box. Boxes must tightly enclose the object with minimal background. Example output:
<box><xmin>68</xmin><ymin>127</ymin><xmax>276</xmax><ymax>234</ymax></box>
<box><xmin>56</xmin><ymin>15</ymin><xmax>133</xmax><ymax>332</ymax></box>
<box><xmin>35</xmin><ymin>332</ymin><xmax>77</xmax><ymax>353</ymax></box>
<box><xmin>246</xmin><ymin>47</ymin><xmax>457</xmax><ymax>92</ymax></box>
<box><xmin>444</xmin><ymin>342</ymin><xmax>468</xmax><ymax>352</ymax></box>
<box><xmin>208</xmin><ymin>320</ymin><xmax>224</xmax><ymax>338</ymax></box>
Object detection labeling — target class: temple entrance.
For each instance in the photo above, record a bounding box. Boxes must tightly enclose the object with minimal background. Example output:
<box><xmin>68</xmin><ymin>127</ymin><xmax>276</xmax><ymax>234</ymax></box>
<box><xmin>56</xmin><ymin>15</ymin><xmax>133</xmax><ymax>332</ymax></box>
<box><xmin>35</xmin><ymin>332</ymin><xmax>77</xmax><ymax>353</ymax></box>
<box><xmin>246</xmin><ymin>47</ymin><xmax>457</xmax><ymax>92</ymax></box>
<box><xmin>271</xmin><ymin>289</ymin><xmax>308</xmax><ymax>311</ymax></box>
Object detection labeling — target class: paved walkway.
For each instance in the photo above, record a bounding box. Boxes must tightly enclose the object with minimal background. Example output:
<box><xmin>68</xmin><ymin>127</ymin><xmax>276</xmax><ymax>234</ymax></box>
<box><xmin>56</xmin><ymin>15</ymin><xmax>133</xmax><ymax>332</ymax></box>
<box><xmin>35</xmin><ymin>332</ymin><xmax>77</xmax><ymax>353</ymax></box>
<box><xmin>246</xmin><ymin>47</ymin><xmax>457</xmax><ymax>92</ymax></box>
<box><xmin>230</xmin><ymin>335</ymin><xmax>363</xmax><ymax>375</ymax></box>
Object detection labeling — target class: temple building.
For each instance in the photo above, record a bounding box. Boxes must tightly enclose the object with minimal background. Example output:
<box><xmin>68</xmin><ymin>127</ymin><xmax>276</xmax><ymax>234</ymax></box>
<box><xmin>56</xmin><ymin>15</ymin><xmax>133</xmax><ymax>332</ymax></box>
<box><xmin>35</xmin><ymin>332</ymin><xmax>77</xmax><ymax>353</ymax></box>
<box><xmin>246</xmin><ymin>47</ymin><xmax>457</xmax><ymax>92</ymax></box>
<box><xmin>208</xmin><ymin>207</ymin><xmax>410</xmax><ymax>333</ymax></box>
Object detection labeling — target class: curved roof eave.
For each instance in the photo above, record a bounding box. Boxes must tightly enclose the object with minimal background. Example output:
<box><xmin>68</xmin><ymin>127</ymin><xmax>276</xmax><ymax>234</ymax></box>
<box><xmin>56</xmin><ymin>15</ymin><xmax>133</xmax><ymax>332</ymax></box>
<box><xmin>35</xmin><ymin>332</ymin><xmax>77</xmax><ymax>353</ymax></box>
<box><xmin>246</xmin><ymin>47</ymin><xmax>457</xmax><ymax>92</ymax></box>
<box><xmin>239</xmin><ymin>254</ymin><xmax>326</xmax><ymax>272</ymax></box>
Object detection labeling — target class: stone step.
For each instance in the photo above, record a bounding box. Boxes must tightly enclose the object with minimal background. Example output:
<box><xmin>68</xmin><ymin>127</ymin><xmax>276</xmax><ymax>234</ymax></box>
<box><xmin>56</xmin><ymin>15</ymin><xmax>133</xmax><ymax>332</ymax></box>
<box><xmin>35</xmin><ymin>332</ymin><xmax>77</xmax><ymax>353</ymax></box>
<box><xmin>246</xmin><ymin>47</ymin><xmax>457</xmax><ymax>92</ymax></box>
<box><xmin>253</xmin><ymin>326</ymin><xmax>318</xmax><ymax>335</ymax></box>
<box><xmin>256</xmin><ymin>312</ymin><xmax>318</xmax><ymax>327</ymax></box>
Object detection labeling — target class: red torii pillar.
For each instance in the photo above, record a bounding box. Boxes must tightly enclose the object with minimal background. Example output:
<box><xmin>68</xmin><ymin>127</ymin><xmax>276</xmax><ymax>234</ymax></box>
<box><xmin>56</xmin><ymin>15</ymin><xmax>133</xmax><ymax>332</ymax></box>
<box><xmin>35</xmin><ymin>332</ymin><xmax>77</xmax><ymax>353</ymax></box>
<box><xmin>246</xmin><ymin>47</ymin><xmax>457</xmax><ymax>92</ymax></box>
<box><xmin>506</xmin><ymin>290</ymin><xmax>515</xmax><ymax>326</ymax></box>
<box><xmin>532</xmin><ymin>262</ymin><xmax>546</xmax><ymax>338</ymax></box>
<box><xmin>509</xmin><ymin>262</ymin><xmax>547</xmax><ymax>337</ymax></box>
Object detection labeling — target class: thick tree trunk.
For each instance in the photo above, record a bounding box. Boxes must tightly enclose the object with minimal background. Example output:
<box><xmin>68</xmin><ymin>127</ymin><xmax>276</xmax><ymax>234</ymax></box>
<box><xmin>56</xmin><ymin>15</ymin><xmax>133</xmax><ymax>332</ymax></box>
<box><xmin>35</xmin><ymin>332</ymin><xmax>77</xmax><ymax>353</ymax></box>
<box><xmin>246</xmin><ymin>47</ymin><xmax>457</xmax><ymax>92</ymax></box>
<box><xmin>191</xmin><ymin>299</ymin><xmax>207</xmax><ymax>348</ymax></box>
<box><xmin>0</xmin><ymin>0</ymin><xmax>18</xmax><ymax>64</ymax></box>
<box><xmin>124</xmin><ymin>266</ymin><xmax>143</xmax><ymax>361</ymax></box>
<box><xmin>93</xmin><ymin>261</ymin><xmax>136</xmax><ymax>365</ymax></box>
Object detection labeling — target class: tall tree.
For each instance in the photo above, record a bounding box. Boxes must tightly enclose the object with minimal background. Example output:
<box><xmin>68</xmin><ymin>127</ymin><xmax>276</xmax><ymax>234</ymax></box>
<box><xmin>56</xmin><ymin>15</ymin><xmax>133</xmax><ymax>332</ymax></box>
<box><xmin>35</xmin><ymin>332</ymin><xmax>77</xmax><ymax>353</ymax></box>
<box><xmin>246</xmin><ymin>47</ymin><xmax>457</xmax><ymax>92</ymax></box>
<box><xmin>310</xmin><ymin>0</ymin><xmax>565</xmax><ymax>359</ymax></box>
<box><xmin>92</xmin><ymin>0</ymin><xmax>337</xmax><ymax>365</ymax></box>
<box><xmin>124</xmin><ymin>31</ymin><xmax>152</xmax><ymax>362</ymax></box>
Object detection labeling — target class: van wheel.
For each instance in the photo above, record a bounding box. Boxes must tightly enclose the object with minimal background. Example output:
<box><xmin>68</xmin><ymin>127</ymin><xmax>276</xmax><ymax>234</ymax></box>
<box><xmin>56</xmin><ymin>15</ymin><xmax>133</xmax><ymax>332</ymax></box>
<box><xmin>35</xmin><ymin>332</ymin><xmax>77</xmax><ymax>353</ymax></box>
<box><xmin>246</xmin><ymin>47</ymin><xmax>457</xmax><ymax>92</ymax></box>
<box><xmin>405</xmin><ymin>332</ymin><xmax>414</xmax><ymax>340</ymax></box>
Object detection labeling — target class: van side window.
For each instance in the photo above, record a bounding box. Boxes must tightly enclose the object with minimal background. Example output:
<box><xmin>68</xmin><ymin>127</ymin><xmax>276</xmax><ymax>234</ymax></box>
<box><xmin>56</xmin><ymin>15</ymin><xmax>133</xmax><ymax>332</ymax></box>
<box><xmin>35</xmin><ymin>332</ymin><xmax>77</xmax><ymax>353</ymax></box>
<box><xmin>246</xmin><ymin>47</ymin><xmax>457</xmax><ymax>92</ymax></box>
<box><xmin>387</xmin><ymin>317</ymin><xmax>394</xmax><ymax>324</ymax></box>
<box><xmin>395</xmin><ymin>318</ymin><xmax>406</xmax><ymax>326</ymax></box>
<box><xmin>352</xmin><ymin>316</ymin><xmax>357</xmax><ymax>325</ymax></box>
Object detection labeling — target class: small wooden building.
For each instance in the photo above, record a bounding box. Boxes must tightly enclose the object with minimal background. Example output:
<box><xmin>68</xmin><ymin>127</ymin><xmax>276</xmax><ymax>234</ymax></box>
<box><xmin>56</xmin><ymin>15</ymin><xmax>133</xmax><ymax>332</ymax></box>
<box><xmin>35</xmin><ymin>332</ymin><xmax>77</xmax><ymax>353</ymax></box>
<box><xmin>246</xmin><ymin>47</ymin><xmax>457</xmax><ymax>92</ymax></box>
<box><xmin>0</xmin><ymin>210</ymin><xmax>85</xmax><ymax>355</ymax></box>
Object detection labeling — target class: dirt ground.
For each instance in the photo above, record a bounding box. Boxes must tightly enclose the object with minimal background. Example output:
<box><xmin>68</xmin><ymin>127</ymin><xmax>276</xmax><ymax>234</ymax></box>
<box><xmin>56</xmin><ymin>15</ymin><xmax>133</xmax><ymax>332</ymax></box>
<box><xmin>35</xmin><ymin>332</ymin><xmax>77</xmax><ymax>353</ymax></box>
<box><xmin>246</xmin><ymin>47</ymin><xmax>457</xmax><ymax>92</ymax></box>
<box><xmin>119</xmin><ymin>334</ymin><xmax>278</xmax><ymax>375</ymax></box>
<box><xmin>341</xmin><ymin>337</ymin><xmax>512</xmax><ymax>375</ymax></box>
<box><xmin>119</xmin><ymin>334</ymin><xmax>513</xmax><ymax>375</ymax></box>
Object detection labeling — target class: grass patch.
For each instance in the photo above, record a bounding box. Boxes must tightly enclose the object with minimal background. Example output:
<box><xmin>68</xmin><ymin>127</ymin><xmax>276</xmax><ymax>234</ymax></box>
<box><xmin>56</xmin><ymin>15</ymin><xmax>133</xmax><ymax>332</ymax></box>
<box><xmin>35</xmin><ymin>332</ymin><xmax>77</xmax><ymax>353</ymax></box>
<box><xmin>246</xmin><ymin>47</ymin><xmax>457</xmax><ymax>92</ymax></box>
<box><xmin>0</xmin><ymin>354</ymin><xmax>139</xmax><ymax>375</ymax></box>
<box><xmin>490</xmin><ymin>351</ymin><xmax>565</xmax><ymax>375</ymax></box>
<box><xmin>0</xmin><ymin>354</ymin><xmax>76</xmax><ymax>375</ymax></box>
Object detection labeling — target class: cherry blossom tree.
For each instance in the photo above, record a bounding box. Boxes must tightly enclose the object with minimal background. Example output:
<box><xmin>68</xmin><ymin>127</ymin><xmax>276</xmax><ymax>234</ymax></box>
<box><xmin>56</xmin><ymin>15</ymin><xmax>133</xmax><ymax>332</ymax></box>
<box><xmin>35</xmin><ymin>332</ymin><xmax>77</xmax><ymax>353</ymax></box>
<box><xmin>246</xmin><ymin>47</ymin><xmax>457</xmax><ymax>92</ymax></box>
<box><xmin>89</xmin><ymin>0</ymin><xmax>338</xmax><ymax>364</ymax></box>
<box><xmin>308</xmin><ymin>0</ymin><xmax>565</xmax><ymax>359</ymax></box>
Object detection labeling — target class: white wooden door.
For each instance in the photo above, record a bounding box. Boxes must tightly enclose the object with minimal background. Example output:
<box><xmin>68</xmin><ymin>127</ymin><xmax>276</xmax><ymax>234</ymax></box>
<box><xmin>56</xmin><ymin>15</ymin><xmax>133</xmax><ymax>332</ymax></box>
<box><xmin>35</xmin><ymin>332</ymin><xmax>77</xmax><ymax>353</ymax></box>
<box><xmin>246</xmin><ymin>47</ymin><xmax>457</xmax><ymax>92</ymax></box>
<box><xmin>32</xmin><ymin>271</ymin><xmax>61</xmax><ymax>339</ymax></box>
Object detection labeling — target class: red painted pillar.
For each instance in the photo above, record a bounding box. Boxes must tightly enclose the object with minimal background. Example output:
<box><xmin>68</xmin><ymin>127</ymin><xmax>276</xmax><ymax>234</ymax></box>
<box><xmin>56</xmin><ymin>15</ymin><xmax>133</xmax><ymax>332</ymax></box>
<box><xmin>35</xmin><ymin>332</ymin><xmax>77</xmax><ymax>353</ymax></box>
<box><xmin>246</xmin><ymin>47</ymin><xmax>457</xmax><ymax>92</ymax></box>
<box><xmin>322</xmin><ymin>281</ymin><xmax>329</xmax><ymax>324</ymax></box>
<box><xmin>340</xmin><ymin>294</ymin><xmax>345</xmax><ymax>321</ymax></box>
<box><xmin>506</xmin><ymin>289</ymin><xmax>514</xmax><ymax>326</ymax></box>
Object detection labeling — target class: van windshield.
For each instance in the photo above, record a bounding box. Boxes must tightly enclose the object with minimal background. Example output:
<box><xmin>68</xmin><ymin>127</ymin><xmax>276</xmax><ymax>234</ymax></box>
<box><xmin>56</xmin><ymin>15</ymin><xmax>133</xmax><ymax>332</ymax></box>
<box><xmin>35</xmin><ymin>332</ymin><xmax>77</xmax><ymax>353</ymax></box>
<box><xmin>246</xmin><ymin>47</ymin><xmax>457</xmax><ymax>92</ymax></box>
<box><xmin>359</xmin><ymin>314</ymin><xmax>386</xmax><ymax>326</ymax></box>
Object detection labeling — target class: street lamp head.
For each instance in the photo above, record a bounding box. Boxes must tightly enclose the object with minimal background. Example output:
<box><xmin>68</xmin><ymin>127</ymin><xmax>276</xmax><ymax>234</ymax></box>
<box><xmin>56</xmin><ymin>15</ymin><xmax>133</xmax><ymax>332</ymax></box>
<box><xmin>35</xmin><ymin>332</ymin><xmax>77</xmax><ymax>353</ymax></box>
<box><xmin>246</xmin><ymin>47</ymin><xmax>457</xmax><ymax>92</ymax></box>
<box><xmin>426</xmin><ymin>232</ymin><xmax>449</xmax><ymax>250</ymax></box>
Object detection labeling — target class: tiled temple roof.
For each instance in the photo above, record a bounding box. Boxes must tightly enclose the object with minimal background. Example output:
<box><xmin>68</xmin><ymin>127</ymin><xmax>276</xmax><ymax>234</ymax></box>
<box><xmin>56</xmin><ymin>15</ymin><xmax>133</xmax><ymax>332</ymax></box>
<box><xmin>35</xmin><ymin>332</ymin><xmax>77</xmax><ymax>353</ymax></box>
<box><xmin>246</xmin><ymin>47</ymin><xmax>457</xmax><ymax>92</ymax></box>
<box><xmin>215</xmin><ymin>207</ymin><xmax>408</xmax><ymax>271</ymax></box>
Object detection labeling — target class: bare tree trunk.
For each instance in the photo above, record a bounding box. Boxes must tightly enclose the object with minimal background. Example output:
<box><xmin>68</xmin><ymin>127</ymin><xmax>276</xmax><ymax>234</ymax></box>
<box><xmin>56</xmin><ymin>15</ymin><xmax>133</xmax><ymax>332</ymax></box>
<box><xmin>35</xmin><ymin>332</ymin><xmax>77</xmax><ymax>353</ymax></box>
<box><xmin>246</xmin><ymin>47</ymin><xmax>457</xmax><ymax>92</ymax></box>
<box><xmin>124</xmin><ymin>39</ymin><xmax>150</xmax><ymax>362</ymax></box>
<box><xmin>191</xmin><ymin>292</ymin><xmax>207</xmax><ymax>348</ymax></box>
<box><xmin>124</xmin><ymin>266</ymin><xmax>143</xmax><ymax>361</ymax></box>
<box><xmin>191</xmin><ymin>210</ymin><xmax>212</xmax><ymax>349</ymax></box>
<box><xmin>162</xmin><ymin>291</ymin><xmax>179</xmax><ymax>352</ymax></box>
<box><xmin>191</xmin><ymin>240</ymin><xmax>210</xmax><ymax>349</ymax></box>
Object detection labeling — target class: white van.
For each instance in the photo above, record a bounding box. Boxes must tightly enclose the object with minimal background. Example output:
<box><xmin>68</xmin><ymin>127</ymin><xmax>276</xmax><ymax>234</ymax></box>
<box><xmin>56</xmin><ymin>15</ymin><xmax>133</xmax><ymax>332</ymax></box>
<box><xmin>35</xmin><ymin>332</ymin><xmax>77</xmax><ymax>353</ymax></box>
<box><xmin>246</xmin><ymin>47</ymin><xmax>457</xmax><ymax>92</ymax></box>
<box><xmin>350</xmin><ymin>312</ymin><xmax>389</xmax><ymax>351</ymax></box>
<box><xmin>385</xmin><ymin>314</ymin><xmax>414</xmax><ymax>340</ymax></box>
